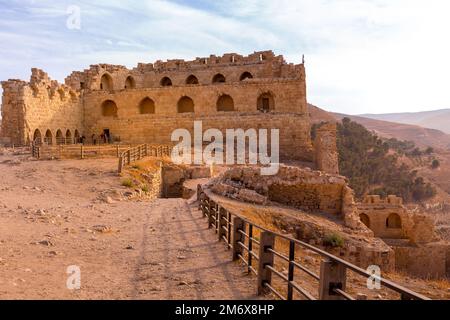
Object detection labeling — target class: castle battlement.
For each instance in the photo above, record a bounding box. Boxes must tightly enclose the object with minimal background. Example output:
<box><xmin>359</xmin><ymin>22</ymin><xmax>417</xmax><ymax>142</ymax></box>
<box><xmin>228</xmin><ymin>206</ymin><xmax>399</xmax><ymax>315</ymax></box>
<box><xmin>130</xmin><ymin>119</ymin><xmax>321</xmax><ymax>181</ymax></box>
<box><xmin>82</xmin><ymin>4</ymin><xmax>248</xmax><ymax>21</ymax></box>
<box><xmin>1</xmin><ymin>51</ymin><xmax>313</xmax><ymax>164</ymax></box>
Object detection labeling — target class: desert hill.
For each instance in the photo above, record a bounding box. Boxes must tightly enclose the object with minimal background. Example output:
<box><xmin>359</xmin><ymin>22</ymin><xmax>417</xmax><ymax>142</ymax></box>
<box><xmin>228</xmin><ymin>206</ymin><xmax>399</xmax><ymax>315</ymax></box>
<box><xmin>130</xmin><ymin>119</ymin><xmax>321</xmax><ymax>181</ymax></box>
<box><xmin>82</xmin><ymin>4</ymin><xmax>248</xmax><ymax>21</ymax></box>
<box><xmin>361</xmin><ymin>109</ymin><xmax>450</xmax><ymax>134</ymax></box>
<box><xmin>308</xmin><ymin>104</ymin><xmax>450</xmax><ymax>150</ymax></box>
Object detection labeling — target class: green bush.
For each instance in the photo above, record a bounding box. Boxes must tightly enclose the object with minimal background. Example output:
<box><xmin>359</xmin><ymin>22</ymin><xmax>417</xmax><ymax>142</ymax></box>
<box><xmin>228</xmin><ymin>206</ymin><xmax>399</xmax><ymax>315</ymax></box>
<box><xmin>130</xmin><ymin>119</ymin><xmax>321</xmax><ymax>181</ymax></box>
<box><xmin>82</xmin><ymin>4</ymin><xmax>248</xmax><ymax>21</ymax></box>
<box><xmin>323</xmin><ymin>233</ymin><xmax>345</xmax><ymax>248</ymax></box>
<box><xmin>141</xmin><ymin>184</ymin><xmax>149</xmax><ymax>193</ymax></box>
<box><xmin>121</xmin><ymin>178</ymin><xmax>134</xmax><ymax>188</ymax></box>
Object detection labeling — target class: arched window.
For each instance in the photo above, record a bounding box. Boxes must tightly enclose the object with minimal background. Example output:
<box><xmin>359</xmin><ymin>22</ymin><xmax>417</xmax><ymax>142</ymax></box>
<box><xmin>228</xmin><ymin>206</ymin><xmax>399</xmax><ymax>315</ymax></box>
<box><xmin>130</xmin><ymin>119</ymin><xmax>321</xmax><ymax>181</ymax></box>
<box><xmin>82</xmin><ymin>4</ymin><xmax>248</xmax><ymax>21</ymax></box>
<box><xmin>100</xmin><ymin>73</ymin><xmax>113</xmax><ymax>91</ymax></box>
<box><xmin>257</xmin><ymin>92</ymin><xmax>275</xmax><ymax>112</ymax></box>
<box><xmin>160</xmin><ymin>77</ymin><xmax>173</xmax><ymax>87</ymax></box>
<box><xmin>74</xmin><ymin>130</ymin><xmax>80</xmax><ymax>144</ymax></box>
<box><xmin>101</xmin><ymin>100</ymin><xmax>118</xmax><ymax>117</ymax></box>
<box><xmin>66</xmin><ymin>130</ymin><xmax>72</xmax><ymax>145</ymax></box>
<box><xmin>177</xmin><ymin>96</ymin><xmax>194</xmax><ymax>113</ymax></box>
<box><xmin>44</xmin><ymin>130</ymin><xmax>53</xmax><ymax>145</ymax></box>
<box><xmin>216</xmin><ymin>94</ymin><xmax>235</xmax><ymax>112</ymax></box>
<box><xmin>212</xmin><ymin>73</ymin><xmax>226</xmax><ymax>84</ymax></box>
<box><xmin>359</xmin><ymin>213</ymin><xmax>370</xmax><ymax>228</ymax></box>
<box><xmin>240</xmin><ymin>72</ymin><xmax>253</xmax><ymax>81</ymax></box>
<box><xmin>386</xmin><ymin>213</ymin><xmax>402</xmax><ymax>229</ymax></box>
<box><xmin>186</xmin><ymin>75</ymin><xmax>199</xmax><ymax>85</ymax></box>
<box><xmin>56</xmin><ymin>130</ymin><xmax>64</xmax><ymax>145</ymax></box>
<box><xmin>139</xmin><ymin>97</ymin><xmax>155</xmax><ymax>114</ymax></box>
<box><xmin>125</xmin><ymin>76</ymin><xmax>136</xmax><ymax>89</ymax></box>
<box><xmin>33</xmin><ymin>129</ymin><xmax>42</xmax><ymax>145</ymax></box>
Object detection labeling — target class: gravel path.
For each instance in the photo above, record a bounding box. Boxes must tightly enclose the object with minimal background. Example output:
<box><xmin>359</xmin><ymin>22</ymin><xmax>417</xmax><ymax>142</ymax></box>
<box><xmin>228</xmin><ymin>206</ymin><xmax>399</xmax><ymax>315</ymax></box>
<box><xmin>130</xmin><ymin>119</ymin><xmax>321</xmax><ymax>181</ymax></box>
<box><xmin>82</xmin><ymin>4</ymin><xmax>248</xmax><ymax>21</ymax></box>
<box><xmin>0</xmin><ymin>153</ymin><xmax>259</xmax><ymax>300</ymax></box>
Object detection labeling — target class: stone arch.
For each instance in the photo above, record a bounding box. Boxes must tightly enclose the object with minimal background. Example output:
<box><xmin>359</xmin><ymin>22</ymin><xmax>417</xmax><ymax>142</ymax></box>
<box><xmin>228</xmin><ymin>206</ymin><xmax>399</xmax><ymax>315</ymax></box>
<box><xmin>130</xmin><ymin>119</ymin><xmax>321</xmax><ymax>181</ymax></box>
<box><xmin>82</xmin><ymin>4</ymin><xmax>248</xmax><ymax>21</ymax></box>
<box><xmin>177</xmin><ymin>96</ymin><xmax>194</xmax><ymax>113</ymax></box>
<box><xmin>160</xmin><ymin>77</ymin><xmax>173</xmax><ymax>87</ymax></box>
<box><xmin>100</xmin><ymin>73</ymin><xmax>113</xmax><ymax>91</ymax></box>
<box><xmin>33</xmin><ymin>129</ymin><xmax>42</xmax><ymax>145</ymax></box>
<box><xmin>212</xmin><ymin>73</ymin><xmax>226</xmax><ymax>84</ymax></box>
<box><xmin>257</xmin><ymin>92</ymin><xmax>275</xmax><ymax>112</ymax></box>
<box><xmin>186</xmin><ymin>75</ymin><xmax>199</xmax><ymax>85</ymax></box>
<box><xmin>240</xmin><ymin>71</ymin><xmax>253</xmax><ymax>81</ymax></box>
<box><xmin>101</xmin><ymin>100</ymin><xmax>118</xmax><ymax>117</ymax></box>
<box><xmin>216</xmin><ymin>94</ymin><xmax>235</xmax><ymax>112</ymax></box>
<box><xmin>139</xmin><ymin>97</ymin><xmax>155</xmax><ymax>114</ymax></box>
<box><xmin>44</xmin><ymin>129</ymin><xmax>53</xmax><ymax>145</ymax></box>
<box><xmin>74</xmin><ymin>130</ymin><xmax>80</xmax><ymax>144</ymax></box>
<box><xmin>66</xmin><ymin>129</ymin><xmax>72</xmax><ymax>145</ymax></box>
<box><xmin>125</xmin><ymin>76</ymin><xmax>136</xmax><ymax>89</ymax></box>
<box><xmin>386</xmin><ymin>213</ymin><xmax>402</xmax><ymax>229</ymax></box>
<box><xmin>359</xmin><ymin>213</ymin><xmax>370</xmax><ymax>228</ymax></box>
<box><xmin>56</xmin><ymin>129</ymin><xmax>64</xmax><ymax>145</ymax></box>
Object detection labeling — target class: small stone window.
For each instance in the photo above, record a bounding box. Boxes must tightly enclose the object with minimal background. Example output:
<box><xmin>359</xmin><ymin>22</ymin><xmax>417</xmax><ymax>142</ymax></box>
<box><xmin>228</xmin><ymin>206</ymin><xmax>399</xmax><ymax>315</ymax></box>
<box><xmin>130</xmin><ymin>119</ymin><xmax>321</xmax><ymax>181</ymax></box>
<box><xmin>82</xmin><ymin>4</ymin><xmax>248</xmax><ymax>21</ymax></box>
<box><xmin>139</xmin><ymin>97</ymin><xmax>155</xmax><ymax>114</ymax></box>
<box><xmin>212</xmin><ymin>74</ymin><xmax>226</xmax><ymax>84</ymax></box>
<box><xmin>101</xmin><ymin>100</ymin><xmax>118</xmax><ymax>117</ymax></box>
<box><xmin>160</xmin><ymin>77</ymin><xmax>173</xmax><ymax>87</ymax></box>
<box><xmin>386</xmin><ymin>213</ymin><xmax>402</xmax><ymax>229</ymax></box>
<box><xmin>177</xmin><ymin>96</ymin><xmax>194</xmax><ymax>113</ymax></box>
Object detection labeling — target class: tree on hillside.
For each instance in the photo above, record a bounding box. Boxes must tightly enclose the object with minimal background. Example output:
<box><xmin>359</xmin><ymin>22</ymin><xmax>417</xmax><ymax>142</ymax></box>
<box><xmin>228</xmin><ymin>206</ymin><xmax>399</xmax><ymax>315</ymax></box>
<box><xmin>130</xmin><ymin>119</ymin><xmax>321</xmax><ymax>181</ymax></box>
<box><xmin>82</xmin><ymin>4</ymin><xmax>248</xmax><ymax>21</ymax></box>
<box><xmin>334</xmin><ymin>118</ymin><xmax>436</xmax><ymax>202</ymax></box>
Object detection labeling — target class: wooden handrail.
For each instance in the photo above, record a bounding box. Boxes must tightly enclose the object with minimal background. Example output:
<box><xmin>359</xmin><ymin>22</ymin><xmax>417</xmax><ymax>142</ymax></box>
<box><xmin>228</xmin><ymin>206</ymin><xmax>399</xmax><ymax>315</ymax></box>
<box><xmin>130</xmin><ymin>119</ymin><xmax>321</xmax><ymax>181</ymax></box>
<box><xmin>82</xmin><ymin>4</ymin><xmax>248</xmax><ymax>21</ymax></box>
<box><xmin>117</xmin><ymin>144</ymin><xmax>172</xmax><ymax>173</ymax></box>
<box><xmin>197</xmin><ymin>185</ymin><xmax>431</xmax><ymax>301</ymax></box>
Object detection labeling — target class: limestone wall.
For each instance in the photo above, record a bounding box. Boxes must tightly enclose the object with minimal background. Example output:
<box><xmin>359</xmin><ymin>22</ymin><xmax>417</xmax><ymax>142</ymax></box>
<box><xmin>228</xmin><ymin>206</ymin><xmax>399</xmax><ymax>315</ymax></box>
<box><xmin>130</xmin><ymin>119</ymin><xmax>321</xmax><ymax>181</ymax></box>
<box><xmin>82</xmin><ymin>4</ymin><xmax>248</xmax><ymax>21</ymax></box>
<box><xmin>64</xmin><ymin>50</ymin><xmax>304</xmax><ymax>92</ymax></box>
<box><xmin>314</xmin><ymin>122</ymin><xmax>339</xmax><ymax>174</ymax></box>
<box><xmin>1</xmin><ymin>51</ymin><xmax>311</xmax><ymax>157</ymax></box>
<box><xmin>81</xmin><ymin>80</ymin><xmax>311</xmax><ymax>160</ymax></box>
<box><xmin>209</xmin><ymin>165</ymin><xmax>368</xmax><ymax>231</ymax></box>
<box><xmin>394</xmin><ymin>243</ymin><xmax>448</xmax><ymax>279</ymax></box>
<box><xmin>1</xmin><ymin>69</ymin><xmax>83</xmax><ymax>145</ymax></box>
<box><xmin>357</xmin><ymin>195</ymin><xmax>437</xmax><ymax>242</ymax></box>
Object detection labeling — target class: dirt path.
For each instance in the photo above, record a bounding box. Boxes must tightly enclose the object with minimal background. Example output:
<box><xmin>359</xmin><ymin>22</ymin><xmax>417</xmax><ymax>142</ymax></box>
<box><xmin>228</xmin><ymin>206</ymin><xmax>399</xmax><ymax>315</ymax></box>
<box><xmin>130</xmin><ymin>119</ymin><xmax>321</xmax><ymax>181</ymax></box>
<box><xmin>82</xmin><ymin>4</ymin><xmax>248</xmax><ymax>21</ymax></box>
<box><xmin>0</xmin><ymin>153</ymin><xmax>259</xmax><ymax>300</ymax></box>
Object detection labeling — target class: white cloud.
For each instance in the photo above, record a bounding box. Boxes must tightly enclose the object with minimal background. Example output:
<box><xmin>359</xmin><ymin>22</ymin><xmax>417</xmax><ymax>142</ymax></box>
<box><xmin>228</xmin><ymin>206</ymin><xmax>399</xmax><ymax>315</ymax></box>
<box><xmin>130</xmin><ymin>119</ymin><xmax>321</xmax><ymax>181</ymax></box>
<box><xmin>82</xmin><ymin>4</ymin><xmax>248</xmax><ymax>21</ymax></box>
<box><xmin>1</xmin><ymin>0</ymin><xmax>449</xmax><ymax>115</ymax></box>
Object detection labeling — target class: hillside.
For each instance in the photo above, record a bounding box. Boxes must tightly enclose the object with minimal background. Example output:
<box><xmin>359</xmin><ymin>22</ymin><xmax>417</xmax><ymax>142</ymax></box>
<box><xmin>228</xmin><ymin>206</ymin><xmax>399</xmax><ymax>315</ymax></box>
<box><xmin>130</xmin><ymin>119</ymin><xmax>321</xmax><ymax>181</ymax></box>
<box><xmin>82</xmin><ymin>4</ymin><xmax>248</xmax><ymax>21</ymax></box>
<box><xmin>307</xmin><ymin>104</ymin><xmax>450</xmax><ymax>151</ymax></box>
<box><xmin>361</xmin><ymin>109</ymin><xmax>450</xmax><ymax>134</ymax></box>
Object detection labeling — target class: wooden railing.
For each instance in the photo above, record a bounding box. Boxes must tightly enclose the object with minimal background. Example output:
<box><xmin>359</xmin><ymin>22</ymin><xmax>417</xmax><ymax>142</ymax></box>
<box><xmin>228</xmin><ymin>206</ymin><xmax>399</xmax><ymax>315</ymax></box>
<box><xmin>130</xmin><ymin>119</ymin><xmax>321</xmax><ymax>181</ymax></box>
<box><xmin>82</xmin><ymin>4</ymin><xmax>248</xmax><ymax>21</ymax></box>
<box><xmin>31</xmin><ymin>143</ymin><xmax>132</xmax><ymax>160</ymax></box>
<box><xmin>118</xmin><ymin>144</ymin><xmax>172</xmax><ymax>173</ymax></box>
<box><xmin>197</xmin><ymin>185</ymin><xmax>430</xmax><ymax>301</ymax></box>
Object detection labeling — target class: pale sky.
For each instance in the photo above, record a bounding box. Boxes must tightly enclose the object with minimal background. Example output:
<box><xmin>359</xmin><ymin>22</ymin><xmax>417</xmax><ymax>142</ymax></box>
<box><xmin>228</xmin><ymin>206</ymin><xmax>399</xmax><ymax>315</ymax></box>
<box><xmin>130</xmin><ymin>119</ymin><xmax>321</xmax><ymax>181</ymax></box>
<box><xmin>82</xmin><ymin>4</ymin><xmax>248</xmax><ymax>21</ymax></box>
<box><xmin>0</xmin><ymin>0</ymin><xmax>449</xmax><ymax>114</ymax></box>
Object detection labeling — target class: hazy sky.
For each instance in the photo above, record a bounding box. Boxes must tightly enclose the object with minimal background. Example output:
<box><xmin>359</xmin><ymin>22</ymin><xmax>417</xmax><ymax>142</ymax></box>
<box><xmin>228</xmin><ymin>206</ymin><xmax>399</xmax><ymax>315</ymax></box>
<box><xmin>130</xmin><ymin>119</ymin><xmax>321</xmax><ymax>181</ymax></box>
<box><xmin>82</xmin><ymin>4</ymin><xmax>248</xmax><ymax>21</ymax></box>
<box><xmin>0</xmin><ymin>0</ymin><xmax>449</xmax><ymax>114</ymax></box>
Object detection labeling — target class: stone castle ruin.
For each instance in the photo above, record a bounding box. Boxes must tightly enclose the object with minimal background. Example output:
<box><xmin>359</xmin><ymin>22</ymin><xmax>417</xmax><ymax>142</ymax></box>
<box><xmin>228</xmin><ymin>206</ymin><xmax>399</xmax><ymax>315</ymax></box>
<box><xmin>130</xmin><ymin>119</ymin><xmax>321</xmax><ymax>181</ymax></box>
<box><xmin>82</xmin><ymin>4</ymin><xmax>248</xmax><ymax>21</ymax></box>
<box><xmin>1</xmin><ymin>50</ymin><xmax>338</xmax><ymax>168</ymax></box>
<box><xmin>1</xmin><ymin>50</ymin><xmax>448</xmax><ymax>279</ymax></box>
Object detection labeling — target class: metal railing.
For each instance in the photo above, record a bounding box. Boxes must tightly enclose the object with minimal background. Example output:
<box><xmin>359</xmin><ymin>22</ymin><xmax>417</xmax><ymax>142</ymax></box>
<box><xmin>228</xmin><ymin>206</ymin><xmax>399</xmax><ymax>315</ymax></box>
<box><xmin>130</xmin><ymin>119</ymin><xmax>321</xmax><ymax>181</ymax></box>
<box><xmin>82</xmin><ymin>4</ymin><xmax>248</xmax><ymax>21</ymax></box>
<box><xmin>197</xmin><ymin>185</ymin><xmax>430</xmax><ymax>301</ymax></box>
<box><xmin>118</xmin><ymin>144</ymin><xmax>172</xmax><ymax>173</ymax></box>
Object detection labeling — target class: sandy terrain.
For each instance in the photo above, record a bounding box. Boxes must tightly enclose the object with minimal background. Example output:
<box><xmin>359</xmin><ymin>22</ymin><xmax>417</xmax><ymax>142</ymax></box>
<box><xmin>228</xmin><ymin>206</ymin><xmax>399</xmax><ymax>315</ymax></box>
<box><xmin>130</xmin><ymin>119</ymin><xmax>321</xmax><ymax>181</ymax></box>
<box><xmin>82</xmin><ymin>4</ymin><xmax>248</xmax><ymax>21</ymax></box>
<box><xmin>0</xmin><ymin>152</ymin><xmax>259</xmax><ymax>300</ymax></box>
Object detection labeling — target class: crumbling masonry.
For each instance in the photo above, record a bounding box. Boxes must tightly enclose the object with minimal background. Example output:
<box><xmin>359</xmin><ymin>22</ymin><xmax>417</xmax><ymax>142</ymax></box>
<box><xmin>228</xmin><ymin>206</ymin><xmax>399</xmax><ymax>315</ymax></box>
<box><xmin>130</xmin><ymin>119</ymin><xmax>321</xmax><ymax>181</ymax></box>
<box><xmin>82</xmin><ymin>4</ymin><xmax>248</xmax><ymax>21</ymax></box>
<box><xmin>0</xmin><ymin>51</ymin><xmax>341</xmax><ymax>168</ymax></box>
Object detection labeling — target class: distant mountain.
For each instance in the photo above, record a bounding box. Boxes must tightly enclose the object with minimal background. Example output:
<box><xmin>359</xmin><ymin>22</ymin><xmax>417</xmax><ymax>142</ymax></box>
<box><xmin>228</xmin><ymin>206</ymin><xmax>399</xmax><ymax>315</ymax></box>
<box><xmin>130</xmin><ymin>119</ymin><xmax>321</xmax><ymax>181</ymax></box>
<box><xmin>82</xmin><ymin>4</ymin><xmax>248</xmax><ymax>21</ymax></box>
<box><xmin>360</xmin><ymin>109</ymin><xmax>450</xmax><ymax>134</ymax></box>
<box><xmin>307</xmin><ymin>104</ymin><xmax>450</xmax><ymax>150</ymax></box>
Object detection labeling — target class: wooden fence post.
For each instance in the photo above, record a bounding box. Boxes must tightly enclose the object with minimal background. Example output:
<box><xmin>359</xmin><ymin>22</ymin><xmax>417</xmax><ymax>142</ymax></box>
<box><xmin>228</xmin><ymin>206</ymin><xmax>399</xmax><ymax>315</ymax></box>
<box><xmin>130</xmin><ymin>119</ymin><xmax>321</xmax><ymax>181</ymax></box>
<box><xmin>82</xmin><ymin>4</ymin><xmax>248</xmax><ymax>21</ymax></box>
<box><xmin>116</xmin><ymin>145</ymin><xmax>120</xmax><ymax>157</ymax></box>
<box><xmin>217</xmin><ymin>207</ymin><xmax>227</xmax><ymax>241</ymax></box>
<box><xmin>207</xmin><ymin>200</ymin><xmax>214</xmax><ymax>229</ymax></box>
<box><xmin>80</xmin><ymin>145</ymin><xmax>84</xmax><ymax>159</ymax></box>
<box><xmin>232</xmin><ymin>217</ymin><xmax>245</xmax><ymax>261</ymax></box>
<box><xmin>318</xmin><ymin>258</ymin><xmax>347</xmax><ymax>300</ymax></box>
<box><xmin>118</xmin><ymin>156</ymin><xmax>123</xmax><ymax>174</ymax></box>
<box><xmin>197</xmin><ymin>184</ymin><xmax>202</xmax><ymax>202</ymax></box>
<box><xmin>257</xmin><ymin>231</ymin><xmax>275</xmax><ymax>295</ymax></box>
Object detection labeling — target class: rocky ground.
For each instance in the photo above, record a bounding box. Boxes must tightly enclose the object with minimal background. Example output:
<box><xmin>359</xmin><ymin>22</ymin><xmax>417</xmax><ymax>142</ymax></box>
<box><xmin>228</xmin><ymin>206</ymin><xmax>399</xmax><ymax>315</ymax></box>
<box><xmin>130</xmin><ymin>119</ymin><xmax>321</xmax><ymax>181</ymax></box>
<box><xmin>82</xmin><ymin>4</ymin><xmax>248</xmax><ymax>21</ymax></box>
<box><xmin>0</xmin><ymin>151</ymin><xmax>258</xmax><ymax>300</ymax></box>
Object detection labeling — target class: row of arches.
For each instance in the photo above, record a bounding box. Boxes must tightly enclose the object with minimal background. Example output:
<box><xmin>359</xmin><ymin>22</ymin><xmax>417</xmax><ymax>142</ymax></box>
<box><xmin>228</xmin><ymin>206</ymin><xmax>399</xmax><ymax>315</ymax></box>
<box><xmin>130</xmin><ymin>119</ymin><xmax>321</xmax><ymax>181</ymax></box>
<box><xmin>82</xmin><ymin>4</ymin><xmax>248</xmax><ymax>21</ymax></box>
<box><xmin>100</xmin><ymin>91</ymin><xmax>274</xmax><ymax>117</ymax></box>
<box><xmin>33</xmin><ymin>128</ymin><xmax>81</xmax><ymax>145</ymax></box>
<box><xmin>359</xmin><ymin>213</ymin><xmax>402</xmax><ymax>229</ymax></box>
<box><xmin>99</xmin><ymin>71</ymin><xmax>254</xmax><ymax>91</ymax></box>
